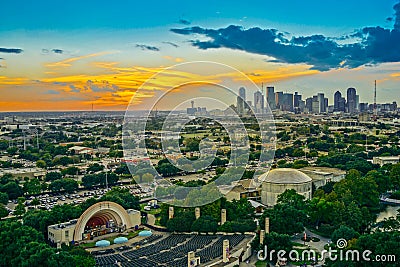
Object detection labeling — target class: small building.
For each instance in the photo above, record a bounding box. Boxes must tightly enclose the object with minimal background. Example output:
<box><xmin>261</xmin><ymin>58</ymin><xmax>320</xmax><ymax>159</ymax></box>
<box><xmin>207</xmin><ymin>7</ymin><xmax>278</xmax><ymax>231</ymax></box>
<box><xmin>48</xmin><ymin>220</ymin><xmax>77</xmax><ymax>247</ymax></box>
<box><xmin>222</xmin><ymin>179</ymin><xmax>261</xmax><ymax>202</ymax></box>
<box><xmin>373</xmin><ymin>156</ymin><xmax>400</xmax><ymax>166</ymax></box>
<box><xmin>299</xmin><ymin>167</ymin><xmax>346</xmax><ymax>188</ymax></box>
<box><xmin>68</xmin><ymin>146</ymin><xmax>94</xmax><ymax>155</ymax></box>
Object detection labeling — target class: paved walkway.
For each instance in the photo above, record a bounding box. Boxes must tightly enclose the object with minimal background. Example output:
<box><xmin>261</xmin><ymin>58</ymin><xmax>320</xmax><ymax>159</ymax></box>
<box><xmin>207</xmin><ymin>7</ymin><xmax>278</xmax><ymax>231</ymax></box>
<box><xmin>292</xmin><ymin>228</ymin><xmax>330</xmax><ymax>252</ymax></box>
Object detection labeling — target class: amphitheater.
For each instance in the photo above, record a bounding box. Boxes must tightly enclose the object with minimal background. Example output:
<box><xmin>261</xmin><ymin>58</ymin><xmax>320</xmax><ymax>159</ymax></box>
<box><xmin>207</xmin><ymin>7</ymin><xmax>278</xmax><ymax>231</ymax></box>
<box><xmin>91</xmin><ymin>232</ymin><xmax>253</xmax><ymax>267</ymax></box>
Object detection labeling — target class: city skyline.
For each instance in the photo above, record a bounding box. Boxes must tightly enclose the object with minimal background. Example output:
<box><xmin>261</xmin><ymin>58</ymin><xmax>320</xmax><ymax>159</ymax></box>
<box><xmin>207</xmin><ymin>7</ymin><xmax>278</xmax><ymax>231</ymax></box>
<box><xmin>228</xmin><ymin>85</ymin><xmax>397</xmax><ymax>115</ymax></box>
<box><xmin>0</xmin><ymin>0</ymin><xmax>400</xmax><ymax>111</ymax></box>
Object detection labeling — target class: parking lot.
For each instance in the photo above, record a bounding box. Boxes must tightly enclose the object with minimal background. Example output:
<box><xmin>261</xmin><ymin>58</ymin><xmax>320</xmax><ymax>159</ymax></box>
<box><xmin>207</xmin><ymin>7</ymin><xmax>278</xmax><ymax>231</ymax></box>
<box><xmin>6</xmin><ymin>184</ymin><xmax>153</xmax><ymax>216</ymax></box>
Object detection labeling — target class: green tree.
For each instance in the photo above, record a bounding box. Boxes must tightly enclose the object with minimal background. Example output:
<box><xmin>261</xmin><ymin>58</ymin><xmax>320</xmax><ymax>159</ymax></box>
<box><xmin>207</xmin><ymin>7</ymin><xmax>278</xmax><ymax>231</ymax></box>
<box><xmin>36</xmin><ymin>160</ymin><xmax>47</xmax><ymax>169</ymax></box>
<box><xmin>31</xmin><ymin>198</ymin><xmax>40</xmax><ymax>208</ymax></box>
<box><xmin>6</xmin><ymin>146</ymin><xmax>18</xmax><ymax>155</ymax></box>
<box><xmin>49</xmin><ymin>179</ymin><xmax>78</xmax><ymax>193</ymax></box>
<box><xmin>61</xmin><ymin>166</ymin><xmax>79</xmax><ymax>176</ymax></box>
<box><xmin>221</xmin><ymin>219</ymin><xmax>256</xmax><ymax>233</ymax></box>
<box><xmin>101</xmin><ymin>188</ymin><xmax>140</xmax><ymax>210</ymax></box>
<box><xmin>166</xmin><ymin>211</ymin><xmax>195</xmax><ymax>232</ymax></box>
<box><xmin>354</xmin><ymin>232</ymin><xmax>400</xmax><ymax>267</ymax></box>
<box><xmin>191</xmin><ymin>215</ymin><xmax>218</xmax><ymax>232</ymax></box>
<box><xmin>185</xmin><ymin>138</ymin><xmax>201</xmax><ymax>152</ymax></box>
<box><xmin>0</xmin><ymin>204</ymin><xmax>9</xmax><ymax>218</ymax></box>
<box><xmin>224</xmin><ymin>198</ymin><xmax>255</xmax><ymax>221</ymax></box>
<box><xmin>277</xmin><ymin>189</ymin><xmax>307</xmax><ymax>210</ymax></box>
<box><xmin>0</xmin><ymin>221</ymin><xmax>43</xmax><ymax>266</ymax></box>
<box><xmin>0</xmin><ymin>192</ymin><xmax>9</xmax><ymax>205</ymax></box>
<box><xmin>14</xmin><ymin>197</ymin><xmax>26</xmax><ymax>217</ymax></box>
<box><xmin>366</xmin><ymin>170</ymin><xmax>392</xmax><ymax>194</ymax></box>
<box><xmin>261</xmin><ymin>203</ymin><xmax>306</xmax><ymax>235</ymax></box>
<box><xmin>87</xmin><ymin>163</ymin><xmax>104</xmax><ymax>173</ymax></box>
<box><xmin>1</xmin><ymin>181</ymin><xmax>23</xmax><ymax>199</ymax></box>
<box><xmin>390</xmin><ymin>163</ymin><xmax>400</xmax><ymax>190</ymax></box>
<box><xmin>45</xmin><ymin>172</ymin><xmax>62</xmax><ymax>182</ymax></box>
<box><xmin>63</xmin><ymin>179</ymin><xmax>79</xmax><ymax>193</ymax></box>
<box><xmin>331</xmin><ymin>225</ymin><xmax>360</xmax><ymax>243</ymax></box>
<box><xmin>0</xmin><ymin>140</ymin><xmax>8</xmax><ymax>150</ymax></box>
<box><xmin>334</xmin><ymin>169</ymin><xmax>379</xmax><ymax>210</ymax></box>
<box><xmin>253</xmin><ymin>232</ymin><xmax>292</xmax><ymax>262</ymax></box>
<box><xmin>23</xmin><ymin>178</ymin><xmax>42</xmax><ymax>195</ymax></box>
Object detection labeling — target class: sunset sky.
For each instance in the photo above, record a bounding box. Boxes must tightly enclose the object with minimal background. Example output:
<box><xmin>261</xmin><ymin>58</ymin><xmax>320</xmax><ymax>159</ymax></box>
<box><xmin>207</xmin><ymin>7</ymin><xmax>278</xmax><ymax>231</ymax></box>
<box><xmin>1</xmin><ymin>0</ymin><xmax>400</xmax><ymax>111</ymax></box>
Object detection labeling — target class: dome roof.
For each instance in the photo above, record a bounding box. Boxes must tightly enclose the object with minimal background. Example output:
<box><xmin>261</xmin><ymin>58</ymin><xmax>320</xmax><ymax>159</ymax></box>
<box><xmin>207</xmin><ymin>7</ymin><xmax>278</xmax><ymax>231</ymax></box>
<box><xmin>139</xmin><ymin>230</ymin><xmax>152</xmax><ymax>237</ymax></box>
<box><xmin>95</xmin><ymin>240</ymin><xmax>111</xmax><ymax>247</ymax></box>
<box><xmin>114</xmin><ymin>237</ymin><xmax>128</xmax><ymax>244</ymax></box>
<box><xmin>260</xmin><ymin>168</ymin><xmax>312</xmax><ymax>184</ymax></box>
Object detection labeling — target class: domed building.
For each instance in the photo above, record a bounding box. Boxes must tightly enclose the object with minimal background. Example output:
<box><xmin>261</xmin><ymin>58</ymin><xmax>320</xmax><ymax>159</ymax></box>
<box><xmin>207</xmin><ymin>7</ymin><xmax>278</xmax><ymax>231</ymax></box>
<box><xmin>259</xmin><ymin>168</ymin><xmax>312</xmax><ymax>206</ymax></box>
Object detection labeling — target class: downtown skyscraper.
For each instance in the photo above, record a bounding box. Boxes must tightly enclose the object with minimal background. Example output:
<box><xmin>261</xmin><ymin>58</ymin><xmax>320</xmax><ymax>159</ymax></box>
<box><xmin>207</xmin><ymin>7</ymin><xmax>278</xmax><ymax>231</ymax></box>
<box><xmin>347</xmin><ymin>87</ymin><xmax>357</xmax><ymax>113</ymax></box>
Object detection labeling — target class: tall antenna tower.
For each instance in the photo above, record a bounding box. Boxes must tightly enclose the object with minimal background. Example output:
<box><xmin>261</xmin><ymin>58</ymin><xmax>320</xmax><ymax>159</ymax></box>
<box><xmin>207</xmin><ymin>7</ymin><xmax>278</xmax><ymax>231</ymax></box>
<box><xmin>373</xmin><ymin>80</ymin><xmax>377</xmax><ymax>121</ymax></box>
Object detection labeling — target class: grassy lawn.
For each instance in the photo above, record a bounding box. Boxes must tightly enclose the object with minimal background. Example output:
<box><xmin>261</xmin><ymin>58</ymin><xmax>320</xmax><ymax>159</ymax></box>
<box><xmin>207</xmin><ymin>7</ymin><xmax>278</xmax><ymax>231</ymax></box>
<box><xmin>79</xmin><ymin>230</ymin><xmax>139</xmax><ymax>249</ymax></box>
<box><xmin>140</xmin><ymin>203</ymin><xmax>161</xmax><ymax>215</ymax></box>
<box><xmin>80</xmin><ymin>242</ymin><xmax>96</xmax><ymax>248</ymax></box>
<box><xmin>255</xmin><ymin>260</ymin><xmax>269</xmax><ymax>266</ymax></box>
<box><xmin>292</xmin><ymin>241</ymin><xmax>307</xmax><ymax>247</ymax></box>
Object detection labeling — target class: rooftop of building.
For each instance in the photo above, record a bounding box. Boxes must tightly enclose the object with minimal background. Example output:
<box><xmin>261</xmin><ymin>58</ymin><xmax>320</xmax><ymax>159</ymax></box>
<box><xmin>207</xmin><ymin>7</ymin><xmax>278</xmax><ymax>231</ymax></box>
<box><xmin>260</xmin><ymin>168</ymin><xmax>312</xmax><ymax>184</ymax></box>
<box><xmin>49</xmin><ymin>219</ymin><xmax>78</xmax><ymax>230</ymax></box>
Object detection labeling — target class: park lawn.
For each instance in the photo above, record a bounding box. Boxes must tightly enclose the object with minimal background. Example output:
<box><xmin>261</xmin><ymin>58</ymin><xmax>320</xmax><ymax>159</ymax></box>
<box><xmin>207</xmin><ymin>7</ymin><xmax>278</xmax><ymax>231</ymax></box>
<box><xmin>255</xmin><ymin>260</ymin><xmax>268</xmax><ymax>266</ymax></box>
<box><xmin>140</xmin><ymin>203</ymin><xmax>161</xmax><ymax>215</ymax></box>
<box><xmin>79</xmin><ymin>230</ymin><xmax>140</xmax><ymax>248</ymax></box>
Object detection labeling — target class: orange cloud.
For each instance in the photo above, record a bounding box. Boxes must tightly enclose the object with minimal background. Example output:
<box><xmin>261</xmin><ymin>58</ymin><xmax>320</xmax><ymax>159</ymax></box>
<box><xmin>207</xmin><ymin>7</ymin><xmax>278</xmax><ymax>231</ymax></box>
<box><xmin>45</xmin><ymin>51</ymin><xmax>116</xmax><ymax>69</ymax></box>
<box><xmin>0</xmin><ymin>76</ymin><xmax>31</xmax><ymax>85</ymax></box>
<box><xmin>237</xmin><ymin>66</ymin><xmax>319</xmax><ymax>84</ymax></box>
<box><xmin>0</xmin><ymin>59</ymin><xmax>322</xmax><ymax>111</ymax></box>
<box><xmin>163</xmin><ymin>56</ymin><xmax>185</xmax><ymax>63</ymax></box>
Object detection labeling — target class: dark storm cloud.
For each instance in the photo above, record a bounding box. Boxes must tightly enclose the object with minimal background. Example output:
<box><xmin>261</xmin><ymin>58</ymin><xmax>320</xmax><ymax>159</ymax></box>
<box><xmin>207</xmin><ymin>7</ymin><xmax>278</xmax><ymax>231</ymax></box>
<box><xmin>0</xmin><ymin>48</ymin><xmax>23</xmax><ymax>54</ymax></box>
<box><xmin>178</xmin><ymin>19</ymin><xmax>191</xmax><ymax>25</ymax></box>
<box><xmin>171</xmin><ymin>25</ymin><xmax>343</xmax><ymax>71</ymax></box>
<box><xmin>394</xmin><ymin>1</ymin><xmax>400</xmax><ymax>29</ymax></box>
<box><xmin>162</xmin><ymin>41</ymin><xmax>179</xmax><ymax>48</ymax></box>
<box><xmin>52</xmin><ymin>49</ymin><xmax>64</xmax><ymax>54</ymax></box>
<box><xmin>135</xmin><ymin>44</ymin><xmax>160</xmax><ymax>51</ymax></box>
<box><xmin>170</xmin><ymin>1</ymin><xmax>400</xmax><ymax>71</ymax></box>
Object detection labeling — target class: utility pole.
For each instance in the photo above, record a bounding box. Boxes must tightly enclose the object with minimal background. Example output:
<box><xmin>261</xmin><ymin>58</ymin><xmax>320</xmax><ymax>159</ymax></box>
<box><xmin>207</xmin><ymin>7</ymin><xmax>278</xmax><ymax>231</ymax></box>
<box><xmin>105</xmin><ymin>166</ymin><xmax>108</xmax><ymax>189</ymax></box>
